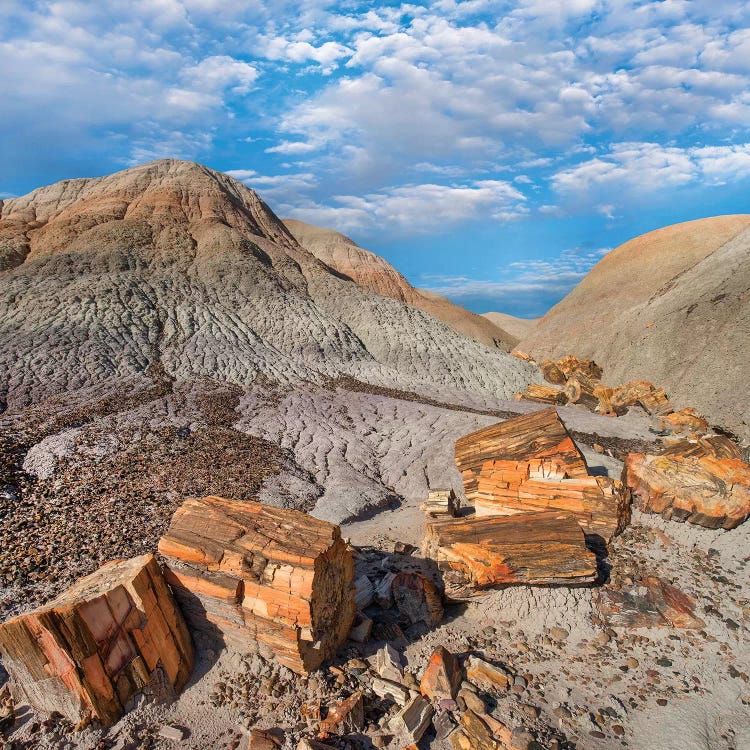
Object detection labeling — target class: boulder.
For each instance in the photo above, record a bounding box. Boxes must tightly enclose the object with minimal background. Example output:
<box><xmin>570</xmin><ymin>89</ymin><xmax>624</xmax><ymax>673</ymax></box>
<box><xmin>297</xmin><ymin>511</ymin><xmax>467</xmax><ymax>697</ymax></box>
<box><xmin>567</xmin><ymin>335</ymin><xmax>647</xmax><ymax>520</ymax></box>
<box><xmin>422</xmin><ymin>511</ymin><xmax>598</xmax><ymax>599</ymax></box>
<box><xmin>624</xmin><ymin>453</ymin><xmax>750</xmax><ymax>529</ymax></box>
<box><xmin>0</xmin><ymin>554</ymin><xmax>193</xmax><ymax>726</ymax></box>
<box><xmin>158</xmin><ymin>496</ymin><xmax>355</xmax><ymax>674</ymax></box>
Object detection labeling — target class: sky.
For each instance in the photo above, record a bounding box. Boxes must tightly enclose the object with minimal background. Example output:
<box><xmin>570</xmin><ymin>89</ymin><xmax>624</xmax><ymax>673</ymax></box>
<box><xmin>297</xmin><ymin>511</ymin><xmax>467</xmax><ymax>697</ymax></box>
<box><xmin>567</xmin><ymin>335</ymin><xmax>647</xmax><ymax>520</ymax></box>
<box><xmin>1</xmin><ymin>1</ymin><xmax>749</xmax><ymax>318</ymax></box>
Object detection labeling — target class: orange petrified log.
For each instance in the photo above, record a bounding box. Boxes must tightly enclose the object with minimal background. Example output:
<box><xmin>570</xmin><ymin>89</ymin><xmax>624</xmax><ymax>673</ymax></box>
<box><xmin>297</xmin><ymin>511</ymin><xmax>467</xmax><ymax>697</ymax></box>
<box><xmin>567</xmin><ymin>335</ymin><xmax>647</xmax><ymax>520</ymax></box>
<box><xmin>0</xmin><ymin>554</ymin><xmax>193</xmax><ymax>726</ymax></box>
<box><xmin>455</xmin><ymin>408</ymin><xmax>589</xmax><ymax>502</ymax></box>
<box><xmin>158</xmin><ymin>496</ymin><xmax>355</xmax><ymax>674</ymax></box>
<box><xmin>624</xmin><ymin>453</ymin><xmax>750</xmax><ymax>530</ymax></box>
<box><xmin>659</xmin><ymin>408</ymin><xmax>709</xmax><ymax>436</ymax></box>
<box><xmin>611</xmin><ymin>380</ymin><xmax>673</xmax><ymax>416</ymax></box>
<box><xmin>422</xmin><ymin>511</ymin><xmax>597</xmax><ymax>599</ymax></box>
<box><xmin>475</xmin><ymin>459</ymin><xmax>630</xmax><ymax>541</ymax></box>
<box><xmin>513</xmin><ymin>384</ymin><xmax>567</xmax><ymax>405</ymax></box>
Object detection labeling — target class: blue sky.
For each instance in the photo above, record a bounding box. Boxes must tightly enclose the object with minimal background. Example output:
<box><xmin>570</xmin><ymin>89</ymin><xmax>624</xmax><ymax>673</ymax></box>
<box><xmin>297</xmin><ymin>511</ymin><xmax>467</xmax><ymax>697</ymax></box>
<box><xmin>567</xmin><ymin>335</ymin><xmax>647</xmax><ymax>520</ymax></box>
<box><xmin>1</xmin><ymin>0</ymin><xmax>749</xmax><ymax>317</ymax></box>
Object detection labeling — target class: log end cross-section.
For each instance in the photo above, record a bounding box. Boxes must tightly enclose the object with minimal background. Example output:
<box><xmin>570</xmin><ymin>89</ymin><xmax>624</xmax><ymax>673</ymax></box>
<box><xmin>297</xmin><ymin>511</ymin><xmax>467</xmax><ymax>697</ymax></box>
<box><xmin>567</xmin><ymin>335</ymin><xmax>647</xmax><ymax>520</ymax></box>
<box><xmin>158</xmin><ymin>496</ymin><xmax>355</xmax><ymax>674</ymax></box>
<box><xmin>0</xmin><ymin>554</ymin><xmax>193</xmax><ymax>726</ymax></box>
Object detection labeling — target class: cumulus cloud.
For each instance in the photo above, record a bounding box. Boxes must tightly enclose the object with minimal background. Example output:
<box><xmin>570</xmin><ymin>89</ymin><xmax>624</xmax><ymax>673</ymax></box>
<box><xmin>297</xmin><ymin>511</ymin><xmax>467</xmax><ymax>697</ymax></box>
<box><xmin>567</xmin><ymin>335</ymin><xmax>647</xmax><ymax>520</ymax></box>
<box><xmin>182</xmin><ymin>55</ymin><xmax>258</xmax><ymax>94</ymax></box>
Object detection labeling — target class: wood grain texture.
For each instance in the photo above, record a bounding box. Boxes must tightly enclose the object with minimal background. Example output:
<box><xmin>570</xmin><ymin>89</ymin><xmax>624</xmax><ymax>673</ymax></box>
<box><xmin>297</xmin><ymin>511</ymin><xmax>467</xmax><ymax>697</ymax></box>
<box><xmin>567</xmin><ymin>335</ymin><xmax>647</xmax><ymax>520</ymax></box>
<box><xmin>158</xmin><ymin>496</ymin><xmax>355</xmax><ymax>674</ymax></box>
<box><xmin>454</xmin><ymin>408</ymin><xmax>589</xmax><ymax>502</ymax></box>
<box><xmin>422</xmin><ymin>510</ymin><xmax>597</xmax><ymax>599</ymax></box>
<box><xmin>0</xmin><ymin>554</ymin><xmax>193</xmax><ymax>725</ymax></box>
<box><xmin>623</xmin><ymin>453</ymin><xmax>750</xmax><ymax>530</ymax></box>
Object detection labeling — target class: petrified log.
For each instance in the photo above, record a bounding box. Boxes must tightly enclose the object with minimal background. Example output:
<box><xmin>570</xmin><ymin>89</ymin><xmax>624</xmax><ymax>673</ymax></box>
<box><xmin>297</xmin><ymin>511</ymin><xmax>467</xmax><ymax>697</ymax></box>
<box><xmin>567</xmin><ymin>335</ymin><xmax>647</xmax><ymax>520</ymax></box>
<box><xmin>563</xmin><ymin>373</ymin><xmax>599</xmax><ymax>410</ymax></box>
<box><xmin>422</xmin><ymin>511</ymin><xmax>597</xmax><ymax>599</ymax></box>
<box><xmin>662</xmin><ymin>435</ymin><xmax>742</xmax><ymax>460</ymax></box>
<box><xmin>420</xmin><ymin>488</ymin><xmax>459</xmax><ymax>518</ymax></box>
<box><xmin>513</xmin><ymin>384</ymin><xmax>567</xmax><ymax>405</ymax></box>
<box><xmin>596</xmin><ymin>577</ymin><xmax>705</xmax><ymax>629</ymax></box>
<box><xmin>555</xmin><ymin>354</ymin><xmax>603</xmax><ymax>381</ymax></box>
<box><xmin>158</xmin><ymin>496</ymin><xmax>355</xmax><ymax>674</ymax></box>
<box><xmin>593</xmin><ymin>385</ymin><xmax>626</xmax><ymax>417</ymax></box>
<box><xmin>392</xmin><ymin>573</ymin><xmax>444</xmax><ymax>627</ymax></box>
<box><xmin>0</xmin><ymin>554</ymin><xmax>193</xmax><ymax>726</ymax></box>
<box><xmin>540</xmin><ymin>360</ymin><xmax>566</xmax><ymax>385</ymax></box>
<box><xmin>611</xmin><ymin>380</ymin><xmax>672</xmax><ymax>416</ymax></box>
<box><xmin>474</xmin><ymin>460</ymin><xmax>630</xmax><ymax>541</ymax></box>
<box><xmin>455</xmin><ymin>408</ymin><xmax>589</xmax><ymax>502</ymax></box>
<box><xmin>623</xmin><ymin>453</ymin><xmax>750</xmax><ymax>530</ymax></box>
<box><xmin>659</xmin><ymin>408</ymin><xmax>708</xmax><ymax>436</ymax></box>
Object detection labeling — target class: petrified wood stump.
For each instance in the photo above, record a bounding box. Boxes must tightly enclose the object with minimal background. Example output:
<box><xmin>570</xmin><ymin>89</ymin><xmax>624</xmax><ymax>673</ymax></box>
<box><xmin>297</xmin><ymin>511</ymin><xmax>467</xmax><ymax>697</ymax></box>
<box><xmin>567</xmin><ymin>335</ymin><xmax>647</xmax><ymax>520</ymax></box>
<box><xmin>422</xmin><ymin>511</ymin><xmax>597</xmax><ymax>599</ymax></box>
<box><xmin>475</xmin><ymin>459</ymin><xmax>630</xmax><ymax>541</ymax></box>
<box><xmin>158</xmin><ymin>496</ymin><xmax>355</xmax><ymax>674</ymax></box>
<box><xmin>0</xmin><ymin>554</ymin><xmax>193</xmax><ymax>726</ymax></box>
<box><xmin>623</xmin><ymin>453</ymin><xmax>750</xmax><ymax>530</ymax></box>
<box><xmin>455</xmin><ymin>408</ymin><xmax>589</xmax><ymax>502</ymax></box>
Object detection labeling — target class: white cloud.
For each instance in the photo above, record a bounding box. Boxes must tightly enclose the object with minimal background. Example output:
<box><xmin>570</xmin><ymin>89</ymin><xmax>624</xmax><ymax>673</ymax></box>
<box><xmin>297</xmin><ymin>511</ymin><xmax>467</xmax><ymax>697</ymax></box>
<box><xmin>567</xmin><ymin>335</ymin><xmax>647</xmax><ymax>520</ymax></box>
<box><xmin>284</xmin><ymin>180</ymin><xmax>527</xmax><ymax>233</ymax></box>
<box><xmin>182</xmin><ymin>55</ymin><xmax>258</xmax><ymax>94</ymax></box>
<box><xmin>258</xmin><ymin>35</ymin><xmax>352</xmax><ymax>72</ymax></box>
<box><xmin>552</xmin><ymin>142</ymin><xmax>750</xmax><ymax>195</ymax></box>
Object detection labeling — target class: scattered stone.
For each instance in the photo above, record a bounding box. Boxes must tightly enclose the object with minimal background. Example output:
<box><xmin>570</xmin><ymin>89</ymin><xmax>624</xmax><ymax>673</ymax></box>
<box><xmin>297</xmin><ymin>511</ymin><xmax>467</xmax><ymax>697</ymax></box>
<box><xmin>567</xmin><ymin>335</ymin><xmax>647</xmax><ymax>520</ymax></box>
<box><xmin>421</xmin><ymin>488</ymin><xmax>460</xmax><ymax>518</ymax></box>
<box><xmin>420</xmin><ymin>646</ymin><xmax>463</xmax><ymax>701</ymax></box>
<box><xmin>389</xmin><ymin>695</ymin><xmax>434</xmax><ymax>745</ymax></box>
<box><xmin>158</xmin><ymin>725</ymin><xmax>188</xmax><ymax>742</ymax></box>
<box><xmin>348</xmin><ymin>613</ymin><xmax>373</xmax><ymax>643</ymax></box>
<box><xmin>465</xmin><ymin>656</ymin><xmax>512</xmax><ymax>694</ymax></box>
<box><xmin>318</xmin><ymin>692</ymin><xmax>364</xmax><ymax>736</ymax></box>
<box><xmin>373</xmin><ymin>644</ymin><xmax>404</xmax><ymax>683</ymax></box>
<box><xmin>354</xmin><ymin>575</ymin><xmax>375</xmax><ymax>610</ymax></box>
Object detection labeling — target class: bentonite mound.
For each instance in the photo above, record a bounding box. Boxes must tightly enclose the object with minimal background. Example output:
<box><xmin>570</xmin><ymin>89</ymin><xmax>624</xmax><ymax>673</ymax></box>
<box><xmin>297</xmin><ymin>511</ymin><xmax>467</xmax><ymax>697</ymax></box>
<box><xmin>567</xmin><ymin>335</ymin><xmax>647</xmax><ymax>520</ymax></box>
<box><xmin>283</xmin><ymin>217</ymin><xmax>519</xmax><ymax>350</ymax></box>
<box><xmin>518</xmin><ymin>215</ymin><xmax>750</xmax><ymax>442</ymax></box>
<box><xmin>0</xmin><ymin>160</ymin><xmax>538</xmax><ymax>412</ymax></box>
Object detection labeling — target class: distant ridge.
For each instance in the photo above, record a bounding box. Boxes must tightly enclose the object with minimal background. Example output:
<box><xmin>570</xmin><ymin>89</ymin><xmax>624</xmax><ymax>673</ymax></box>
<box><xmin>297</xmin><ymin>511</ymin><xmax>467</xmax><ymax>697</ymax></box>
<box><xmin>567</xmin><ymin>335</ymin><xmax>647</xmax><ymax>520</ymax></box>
<box><xmin>518</xmin><ymin>215</ymin><xmax>750</xmax><ymax>441</ymax></box>
<box><xmin>283</xmin><ymin>218</ymin><xmax>519</xmax><ymax>351</ymax></box>
<box><xmin>482</xmin><ymin>312</ymin><xmax>539</xmax><ymax>340</ymax></box>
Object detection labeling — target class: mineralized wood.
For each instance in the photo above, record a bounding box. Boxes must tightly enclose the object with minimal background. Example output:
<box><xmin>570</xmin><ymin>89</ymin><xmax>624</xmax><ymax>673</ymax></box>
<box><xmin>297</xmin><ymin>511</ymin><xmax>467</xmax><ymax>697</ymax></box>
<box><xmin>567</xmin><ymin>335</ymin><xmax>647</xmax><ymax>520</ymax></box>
<box><xmin>420</xmin><ymin>646</ymin><xmax>463</xmax><ymax>701</ymax></box>
<box><xmin>623</xmin><ymin>453</ymin><xmax>750</xmax><ymax>530</ymax></box>
<box><xmin>420</xmin><ymin>488</ymin><xmax>459</xmax><ymax>518</ymax></box>
<box><xmin>513</xmin><ymin>384</ymin><xmax>567</xmax><ymax>405</ymax></box>
<box><xmin>662</xmin><ymin>435</ymin><xmax>742</xmax><ymax>460</ymax></box>
<box><xmin>475</xmin><ymin>459</ymin><xmax>630</xmax><ymax>541</ymax></box>
<box><xmin>597</xmin><ymin>577</ymin><xmax>705</xmax><ymax>629</ymax></box>
<box><xmin>563</xmin><ymin>373</ymin><xmax>599</xmax><ymax>409</ymax></box>
<box><xmin>0</xmin><ymin>554</ymin><xmax>193</xmax><ymax>726</ymax></box>
<box><xmin>611</xmin><ymin>380</ymin><xmax>673</xmax><ymax>416</ymax></box>
<box><xmin>455</xmin><ymin>408</ymin><xmax>589</xmax><ymax>502</ymax></box>
<box><xmin>540</xmin><ymin>360</ymin><xmax>566</xmax><ymax>385</ymax></box>
<box><xmin>422</xmin><ymin>511</ymin><xmax>597</xmax><ymax>599</ymax></box>
<box><xmin>158</xmin><ymin>496</ymin><xmax>355</xmax><ymax>674</ymax></box>
<box><xmin>555</xmin><ymin>354</ymin><xmax>603</xmax><ymax>381</ymax></box>
<box><xmin>659</xmin><ymin>408</ymin><xmax>708</xmax><ymax>436</ymax></box>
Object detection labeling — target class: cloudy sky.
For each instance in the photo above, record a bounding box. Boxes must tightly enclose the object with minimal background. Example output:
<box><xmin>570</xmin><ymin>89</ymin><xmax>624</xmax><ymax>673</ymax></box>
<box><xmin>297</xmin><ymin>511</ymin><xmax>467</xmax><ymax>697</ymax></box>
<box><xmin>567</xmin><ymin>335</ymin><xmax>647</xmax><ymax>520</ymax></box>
<box><xmin>2</xmin><ymin>0</ymin><xmax>749</xmax><ymax>317</ymax></box>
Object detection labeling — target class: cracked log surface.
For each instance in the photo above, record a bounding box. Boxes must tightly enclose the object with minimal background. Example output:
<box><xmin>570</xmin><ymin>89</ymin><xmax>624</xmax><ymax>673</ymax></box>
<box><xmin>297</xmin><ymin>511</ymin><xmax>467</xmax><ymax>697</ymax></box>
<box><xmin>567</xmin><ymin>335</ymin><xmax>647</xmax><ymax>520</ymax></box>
<box><xmin>158</xmin><ymin>496</ymin><xmax>355</xmax><ymax>674</ymax></box>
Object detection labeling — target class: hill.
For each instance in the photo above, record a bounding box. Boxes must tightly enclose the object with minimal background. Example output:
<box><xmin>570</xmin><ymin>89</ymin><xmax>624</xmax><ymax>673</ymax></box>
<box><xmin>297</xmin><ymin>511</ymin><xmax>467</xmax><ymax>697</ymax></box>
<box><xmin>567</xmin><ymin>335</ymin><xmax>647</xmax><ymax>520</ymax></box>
<box><xmin>518</xmin><ymin>215</ymin><xmax>750</xmax><ymax>441</ymax></box>
<box><xmin>283</xmin><ymin>218</ymin><xmax>518</xmax><ymax>350</ymax></box>
<box><xmin>482</xmin><ymin>311</ymin><xmax>539</xmax><ymax>340</ymax></box>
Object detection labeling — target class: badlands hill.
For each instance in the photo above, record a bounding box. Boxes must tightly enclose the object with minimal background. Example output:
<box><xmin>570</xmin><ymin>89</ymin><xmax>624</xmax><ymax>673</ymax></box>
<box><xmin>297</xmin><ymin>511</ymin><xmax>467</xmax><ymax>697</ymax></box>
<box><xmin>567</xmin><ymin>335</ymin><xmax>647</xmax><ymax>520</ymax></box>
<box><xmin>519</xmin><ymin>215</ymin><xmax>750</xmax><ymax>443</ymax></box>
<box><xmin>482</xmin><ymin>311</ymin><xmax>539</xmax><ymax>340</ymax></box>
<box><xmin>283</xmin><ymin>218</ymin><xmax>519</xmax><ymax>350</ymax></box>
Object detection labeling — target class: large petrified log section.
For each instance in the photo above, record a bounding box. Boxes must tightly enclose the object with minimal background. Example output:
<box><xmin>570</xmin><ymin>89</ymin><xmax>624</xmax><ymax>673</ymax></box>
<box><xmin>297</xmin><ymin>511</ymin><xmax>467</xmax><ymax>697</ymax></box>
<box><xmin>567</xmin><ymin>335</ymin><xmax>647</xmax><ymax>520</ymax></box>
<box><xmin>158</xmin><ymin>496</ymin><xmax>355</xmax><ymax>674</ymax></box>
<box><xmin>422</xmin><ymin>511</ymin><xmax>597</xmax><ymax>599</ymax></box>
<box><xmin>475</xmin><ymin>460</ymin><xmax>629</xmax><ymax>541</ymax></box>
<box><xmin>455</xmin><ymin>408</ymin><xmax>589</xmax><ymax>502</ymax></box>
<box><xmin>623</xmin><ymin>453</ymin><xmax>750</xmax><ymax>530</ymax></box>
<box><xmin>0</xmin><ymin>554</ymin><xmax>193</xmax><ymax>726</ymax></box>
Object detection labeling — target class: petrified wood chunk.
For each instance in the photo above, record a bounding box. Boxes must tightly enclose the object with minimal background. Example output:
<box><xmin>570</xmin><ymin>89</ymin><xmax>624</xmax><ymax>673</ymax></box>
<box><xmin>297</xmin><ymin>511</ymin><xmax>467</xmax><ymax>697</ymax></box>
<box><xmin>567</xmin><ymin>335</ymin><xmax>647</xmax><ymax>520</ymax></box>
<box><xmin>555</xmin><ymin>354</ymin><xmax>603</xmax><ymax>381</ymax></box>
<box><xmin>475</xmin><ymin>460</ymin><xmax>630</xmax><ymax>541</ymax></box>
<box><xmin>596</xmin><ymin>577</ymin><xmax>705</xmax><ymax>629</ymax></box>
<box><xmin>158</xmin><ymin>496</ymin><xmax>355</xmax><ymax>674</ymax></box>
<box><xmin>611</xmin><ymin>380</ymin><xmax>672</xmax><ymax>416</ymax></box>
<box><xmin>659</xmin><ymin>408</ymin><xmax>708</xmax><ymax>436</ymax></box>
<box><xmin>455</xmin><ymin>408</ymin><xmax>589</xmax><ymax>502</ymax></box>
<box><xmin>624</xmin><ymin>453</ymin><xmax>750</xmax><ymax>530</ymax></box>
<box><xmin>539</xmin><ymin>360</ymin><xmax>567</xmax><ymax>385</ymax></box>
<box><xmin>662</xmin><ymin>435</ymin><xmax>742</xmax><ymax>460</ymax></box>
<box><xmin>392</xmin><ymin>573</ymin><xmax>444</xmax><ymax>627</ymax></box>
<box><xmin>420</xmin><ymin>488</ymin><xmax>459</xmax><ymax>518</ymax></box>
<box><xmin>420</xmin><ymin>646</ymin><xmax>463</xmax><ymax>701</ymax></box>
<box><xmin>563</xmin><ymin>373</ymin><xmax>599</xmax><ymax>410</ymax></box>
<box><xmin>513</xmin><ymin>384</ymin><xmax>567</xmax><ymax>405</ymax></box>
<box><xmin>0</xmin><ymin>554</ymin><xmax>193</xmax><ymax>726</ymax></box>
<box><xmin>422</xmin><ymin>511</ymin><xmax>597</xmax><ymax>599</ymax></box>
